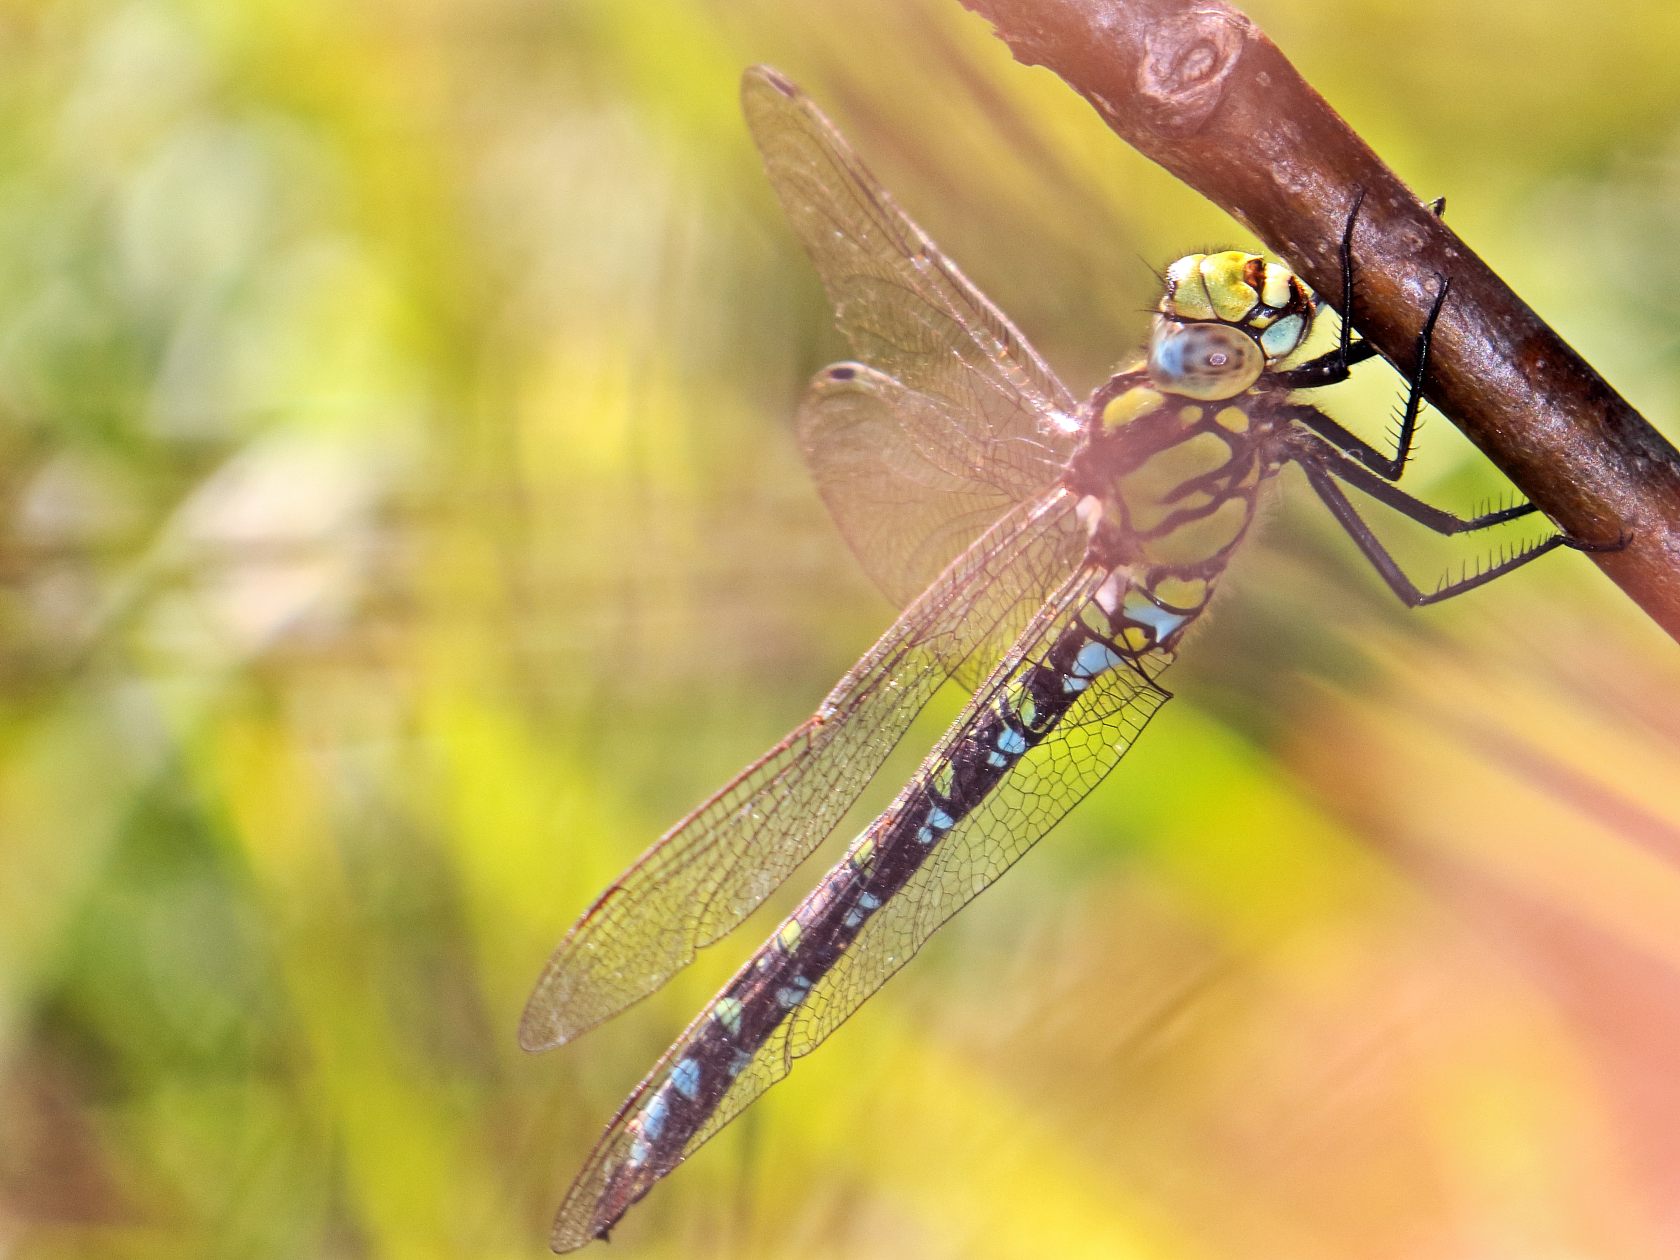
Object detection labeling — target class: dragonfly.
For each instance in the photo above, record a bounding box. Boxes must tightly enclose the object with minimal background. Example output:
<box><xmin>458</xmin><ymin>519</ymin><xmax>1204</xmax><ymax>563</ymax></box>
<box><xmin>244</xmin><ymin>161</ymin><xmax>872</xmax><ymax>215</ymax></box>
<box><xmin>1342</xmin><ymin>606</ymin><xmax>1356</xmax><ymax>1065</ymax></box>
<box><xmin>522</xmin><ymin>64</ymin><xmax>1604</xmax><ymax>1252</ymax></box>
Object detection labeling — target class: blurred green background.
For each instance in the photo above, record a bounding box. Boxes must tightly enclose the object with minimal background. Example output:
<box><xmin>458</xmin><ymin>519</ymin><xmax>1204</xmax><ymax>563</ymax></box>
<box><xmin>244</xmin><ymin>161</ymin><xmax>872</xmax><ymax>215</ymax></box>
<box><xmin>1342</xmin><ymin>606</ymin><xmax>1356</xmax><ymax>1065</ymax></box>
<box><xmin>4</xmin><ymin>1</ymin><xmax>1680</xmax><ymax>1257</ymax></box>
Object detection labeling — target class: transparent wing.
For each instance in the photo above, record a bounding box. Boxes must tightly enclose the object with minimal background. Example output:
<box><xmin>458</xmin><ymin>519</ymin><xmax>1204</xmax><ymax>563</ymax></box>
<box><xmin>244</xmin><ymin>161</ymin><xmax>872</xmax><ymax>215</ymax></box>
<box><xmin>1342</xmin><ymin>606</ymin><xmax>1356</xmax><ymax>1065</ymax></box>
<box><xmin>519</xmin><ymin>488</ymin><xmax>1084</xmax><ymax>1051</ymax></box>
<box><xmin>799</xmin><ymin>362</ymin><xmax>1069</xmax><ymax>609</ymax></box>
<box><xmin>693</xmin><ymin>579</ymin><xmax>1169</xmax><ymax>1152</ymax></box>
<box><xmin>745</xmin><ymin>66</ymin><xmax>1079</xmax><ymax>597</ymax></box>
<box><xmin>548</xmin><ymin>570</ymin><xmax>1172</xmax><ymax>1248</ymax></box>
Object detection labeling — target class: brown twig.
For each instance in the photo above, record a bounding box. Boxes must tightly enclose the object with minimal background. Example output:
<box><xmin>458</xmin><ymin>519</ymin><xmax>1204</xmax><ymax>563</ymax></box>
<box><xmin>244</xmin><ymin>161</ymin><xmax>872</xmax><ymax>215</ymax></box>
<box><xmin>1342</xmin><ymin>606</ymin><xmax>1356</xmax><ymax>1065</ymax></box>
<box><xmin>959</xmin><ymin>0</ymin><xmax>1680</xmax><ymax>642</ymax></box>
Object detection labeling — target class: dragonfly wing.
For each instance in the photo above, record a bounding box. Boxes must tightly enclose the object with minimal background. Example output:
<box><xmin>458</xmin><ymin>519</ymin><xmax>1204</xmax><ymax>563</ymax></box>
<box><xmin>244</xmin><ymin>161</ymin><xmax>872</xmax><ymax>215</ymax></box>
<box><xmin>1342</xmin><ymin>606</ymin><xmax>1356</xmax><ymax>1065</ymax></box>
<box><xmin>547</xmin><ymin>569</ymin><xmax>1173</xmax><ymax>1249</ymax></box>
<box><xmin>790</xmin><ymin>630</ymin><xmax>1169</xmax><ymax>1059</ymax></box>
<box><xmin>520</xmin><ymin>487</ymin><xmax>1084</xmax><ymax>1052</ymax></box>
<box><xmin>707</xmin><ymin>578</ymin><xmax>1168</xmax><ymax>1149</ymax></box>
<box><xmin>744</xmin><ymin>66</ymin><xmax>1079</xmax><ymax>595</ymax></box>
<box><xmin>799</xmin><ymin>362</ymin><xmax>1067</xmax><ymax>609</ymax></box>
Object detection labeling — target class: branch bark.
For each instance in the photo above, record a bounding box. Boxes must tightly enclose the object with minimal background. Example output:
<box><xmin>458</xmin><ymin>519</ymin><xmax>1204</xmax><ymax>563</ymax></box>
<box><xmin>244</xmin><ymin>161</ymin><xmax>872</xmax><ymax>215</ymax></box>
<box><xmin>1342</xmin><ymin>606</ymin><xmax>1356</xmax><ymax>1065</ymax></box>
<box><xmin>959</xmin><ymin>0</ymin><xmax>1680</xmax><ymax>641</ymax></box>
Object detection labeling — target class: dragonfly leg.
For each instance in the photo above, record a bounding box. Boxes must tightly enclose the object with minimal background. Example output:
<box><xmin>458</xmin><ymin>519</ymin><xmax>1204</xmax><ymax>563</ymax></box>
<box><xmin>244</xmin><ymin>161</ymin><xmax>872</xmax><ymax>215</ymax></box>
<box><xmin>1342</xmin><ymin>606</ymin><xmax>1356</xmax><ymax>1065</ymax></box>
<box><xmin>1294</xmin><ymin>459</ymin><xmax>1575</xmax><ymax>606</ymax></box>
<box><xmin>1287</xmin><ymin>429</ymin><xmax>1539</xmax><ymax>533</ymax></box>
<box><xmin>1289</xmin><ymin>274</ymin><xmax>1450</xmax><ymax>485</ymax></box>
<box><xmin>1270</xmin><ymin>188</ymin><xmax>1370</xmax><ymax>391</ymax></box>
<box><xmin>1272</xmin><ymin>193</ymin><xmax>1447</xmax><ymax>394</ymax></box>
<box><xmin>1286</xmin><ymin>432</ymin><xmax>1621</xmax><ymax>606</ymax></box>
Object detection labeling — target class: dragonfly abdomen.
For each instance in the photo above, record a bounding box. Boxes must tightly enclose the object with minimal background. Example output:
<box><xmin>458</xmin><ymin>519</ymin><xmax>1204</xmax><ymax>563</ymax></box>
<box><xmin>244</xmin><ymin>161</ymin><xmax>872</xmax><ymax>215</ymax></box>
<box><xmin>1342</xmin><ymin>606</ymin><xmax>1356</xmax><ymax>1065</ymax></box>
<box><xmin>585</xmin><ymin>581</ymin><xmax>1176</xmax><ymax>1237</ymax></box>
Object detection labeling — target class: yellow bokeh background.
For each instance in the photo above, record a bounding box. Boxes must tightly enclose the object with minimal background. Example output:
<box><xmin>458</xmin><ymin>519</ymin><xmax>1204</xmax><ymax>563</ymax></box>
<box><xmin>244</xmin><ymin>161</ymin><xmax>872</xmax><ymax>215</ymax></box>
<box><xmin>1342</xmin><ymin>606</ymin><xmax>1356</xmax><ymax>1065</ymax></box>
<box><xmin>4</xmin><ymin>1</ymin><xmax>1680</xmax><ymax>1257</ymax></box>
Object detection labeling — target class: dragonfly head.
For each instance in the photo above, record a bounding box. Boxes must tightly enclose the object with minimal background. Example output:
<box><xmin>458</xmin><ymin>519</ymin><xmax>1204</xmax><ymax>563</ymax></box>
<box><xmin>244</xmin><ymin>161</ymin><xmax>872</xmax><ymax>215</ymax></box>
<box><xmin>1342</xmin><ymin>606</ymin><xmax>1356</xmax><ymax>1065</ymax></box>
<box><xmin>1147</xmin><ymin>251</ymin><xmax>1318</xmax><ymax>400</ymax></box>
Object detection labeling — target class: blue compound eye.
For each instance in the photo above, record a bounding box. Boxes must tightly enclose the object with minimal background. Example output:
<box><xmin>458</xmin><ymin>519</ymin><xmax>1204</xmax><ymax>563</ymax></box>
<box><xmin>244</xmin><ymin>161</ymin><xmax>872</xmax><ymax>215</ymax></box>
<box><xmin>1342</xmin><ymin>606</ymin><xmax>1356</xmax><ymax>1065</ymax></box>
<box><xmin>1146</xmin><ymin>319</ymin><xmax>1265</xmax><ymax>400</ymax></box>
<box><xmin>1259</xmin><ymin>313</ymin><xmax>1308</xmax><ymax>360</ymax></box>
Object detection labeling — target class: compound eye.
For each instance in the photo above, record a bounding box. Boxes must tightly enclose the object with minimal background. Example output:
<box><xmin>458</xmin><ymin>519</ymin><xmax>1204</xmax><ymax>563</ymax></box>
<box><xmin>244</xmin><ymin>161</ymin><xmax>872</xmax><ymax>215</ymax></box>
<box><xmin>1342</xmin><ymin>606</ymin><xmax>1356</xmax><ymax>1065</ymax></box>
<box><xmin>1146</xmin><ymin>320</ymin><xmax>1264</xmax><ymax>400</ymax></box>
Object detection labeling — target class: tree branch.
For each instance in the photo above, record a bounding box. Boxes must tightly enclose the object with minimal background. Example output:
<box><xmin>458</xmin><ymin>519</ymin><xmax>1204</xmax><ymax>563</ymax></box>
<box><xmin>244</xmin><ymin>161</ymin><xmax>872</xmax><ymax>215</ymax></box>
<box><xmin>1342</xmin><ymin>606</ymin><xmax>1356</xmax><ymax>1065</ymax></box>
<box><xmin>960</xmin><ymin>0</ymin><xmax>1680</xmax><ymax>641</ymax></box>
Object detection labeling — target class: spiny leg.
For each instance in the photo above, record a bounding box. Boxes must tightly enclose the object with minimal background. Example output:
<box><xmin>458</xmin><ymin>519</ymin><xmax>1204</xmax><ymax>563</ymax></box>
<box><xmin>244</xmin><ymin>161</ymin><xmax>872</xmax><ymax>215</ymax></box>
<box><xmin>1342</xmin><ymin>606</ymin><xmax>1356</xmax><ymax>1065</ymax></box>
<box><xmin>1290</xmin><ymin>275</ymin><xmax>1451</xmax><ymax>482</ymax></box>
<box><xmin>1271</xmin><ymin>188</ymin><xmax>1374</xmax><ymax>391</ymax></box>
<box><xmin>1285</xmin><ymin>431</ymin><xmax>1618</xmax><ymax>606</ymax></box>
<box><xmin>1262</xmin><ymin>197</ymin><xmax>1587</xmax><ymax>605</ymax></box>
<box><xmin>1286</xmin><ymin>427</ymin><xmax>1539</xmax><ymax>535</ymax></box>
<box><xmin>1273</xmin><ymin>193</ymin><xmax>1448</xmax><ymax>395</ymax></box>
<box><xmin>1296</xmin><ymin>461</ymin><xmax>1573</xmax><ymax>606</ymax></box>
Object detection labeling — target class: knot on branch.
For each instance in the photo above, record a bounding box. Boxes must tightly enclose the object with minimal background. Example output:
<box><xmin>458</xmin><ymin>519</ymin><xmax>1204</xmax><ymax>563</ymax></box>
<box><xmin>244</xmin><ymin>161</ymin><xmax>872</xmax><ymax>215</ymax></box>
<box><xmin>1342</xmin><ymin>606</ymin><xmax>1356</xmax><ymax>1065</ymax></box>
<box><xmin>1136</xmin><ymin>12</ymin><xmax>1249</xmax><ymax>134</ymax></box>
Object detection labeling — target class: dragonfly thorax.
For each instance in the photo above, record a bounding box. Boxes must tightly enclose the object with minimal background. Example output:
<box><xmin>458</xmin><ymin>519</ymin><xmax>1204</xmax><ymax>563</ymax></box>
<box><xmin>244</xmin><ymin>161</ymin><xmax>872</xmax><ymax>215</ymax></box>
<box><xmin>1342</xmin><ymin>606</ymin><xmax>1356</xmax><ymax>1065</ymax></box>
<box><xmin>1063</xmin><ymin>377</ymin><xmax>1276</xmax><ymax>637</ymax></box>
<box><xmin>1147</xmin><ymin>251</ymin><xmax>1318</xmax><ymax>400</ymax></box>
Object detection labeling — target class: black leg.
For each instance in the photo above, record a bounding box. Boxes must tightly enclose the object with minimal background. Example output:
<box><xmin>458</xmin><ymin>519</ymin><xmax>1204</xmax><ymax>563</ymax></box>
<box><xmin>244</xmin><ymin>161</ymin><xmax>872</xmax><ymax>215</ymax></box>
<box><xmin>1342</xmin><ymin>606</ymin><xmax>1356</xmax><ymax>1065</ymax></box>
<box><xmin>1259</xmin><ymin>197</ymin><xmax>1608</xmax><ymax>606</ymax></box>
<box><xmin>1296</xmin><ymin>460</ymin><xmax>1573</xmax><ymax>607</ymax></box>
<box><xmin>1289</xmin><ymin>275</ymin><xmax>1450</xmax><ymax>482</ymax></box>
<box><xmin>1271</xmin><ymin>189</ymin><xmax>1368</xmax><ymax>392</ymax></box>
<box><xmin>1283</xmin><ymin>426</ymin><xmax>1538</xmax><ymax>535</ymax></box>
<box><xmin>1275</xmin><ymin>339</ymin><xmax>1382</xmax><ymax>390</ymax></box>
<box><xmin>1273</xmin><ymin>193</ymin><xmax>1449</xmax><ymax>400</ymax></box>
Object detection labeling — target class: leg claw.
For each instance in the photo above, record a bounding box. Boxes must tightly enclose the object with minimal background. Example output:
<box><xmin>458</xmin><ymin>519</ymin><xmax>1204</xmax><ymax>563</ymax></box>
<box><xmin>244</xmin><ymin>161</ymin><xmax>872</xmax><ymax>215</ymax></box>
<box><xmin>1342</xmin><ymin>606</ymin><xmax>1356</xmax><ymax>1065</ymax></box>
<box><xmin>1563</xmin><ymin>527</ymin><xmax>1631</xmax><ymax>554</ymax></box>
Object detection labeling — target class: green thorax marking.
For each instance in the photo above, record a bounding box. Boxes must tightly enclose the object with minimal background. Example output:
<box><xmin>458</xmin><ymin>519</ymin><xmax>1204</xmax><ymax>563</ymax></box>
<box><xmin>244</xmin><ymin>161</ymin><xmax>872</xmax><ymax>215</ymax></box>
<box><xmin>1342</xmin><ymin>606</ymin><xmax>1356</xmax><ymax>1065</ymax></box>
<box><xmin>1071</xmin><ymin>383</ymin><xmax>1278</xmax><ymax>630</ymax></box>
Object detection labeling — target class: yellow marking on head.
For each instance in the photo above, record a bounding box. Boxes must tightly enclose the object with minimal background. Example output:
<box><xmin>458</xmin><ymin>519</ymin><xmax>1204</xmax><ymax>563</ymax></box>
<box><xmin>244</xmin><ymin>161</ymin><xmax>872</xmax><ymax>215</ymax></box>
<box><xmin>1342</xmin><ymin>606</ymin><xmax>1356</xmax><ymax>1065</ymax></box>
<box><xmin>1261</xmin><ymin>263</ymin><xmax>1295</xmax><ymax>310</ymax></box>
<box><xmin>1200</xmin><ymin>252</ymin><xmax>1261</xmax><ymax>323</ymax></box>
<box><xmin>778</xmin><ymin>920</ymin><xmax>802</xmax><ymax>952</ymax></box>
<box><xmin>1103</xmin><ymin>386</ymin><xmax>1164</xmax><ymax>430</ymax></box>
<box><xmin>1165</xmin><ymin>255</ymin><xmax>1214</xmax><ymax>320</ymax></box>
<box><xmin>1152</xmin><ymin>575</ymin><xmax>1209</xmax><ymax>610</ymax></box>
<box><xmin>1215</xmin><ymin>406</ymin><xmax>1249</xmax><ymax>433</ymax></box>
<box><xmin>1143</xmin><ymin>495</ymin><xmax>1255</xmax><ymax>567</ymax></box>
<box><xmin>1178</xmin><ymin>404</ymin><xmax>1205</xmax><ymax>425</ymax></box>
